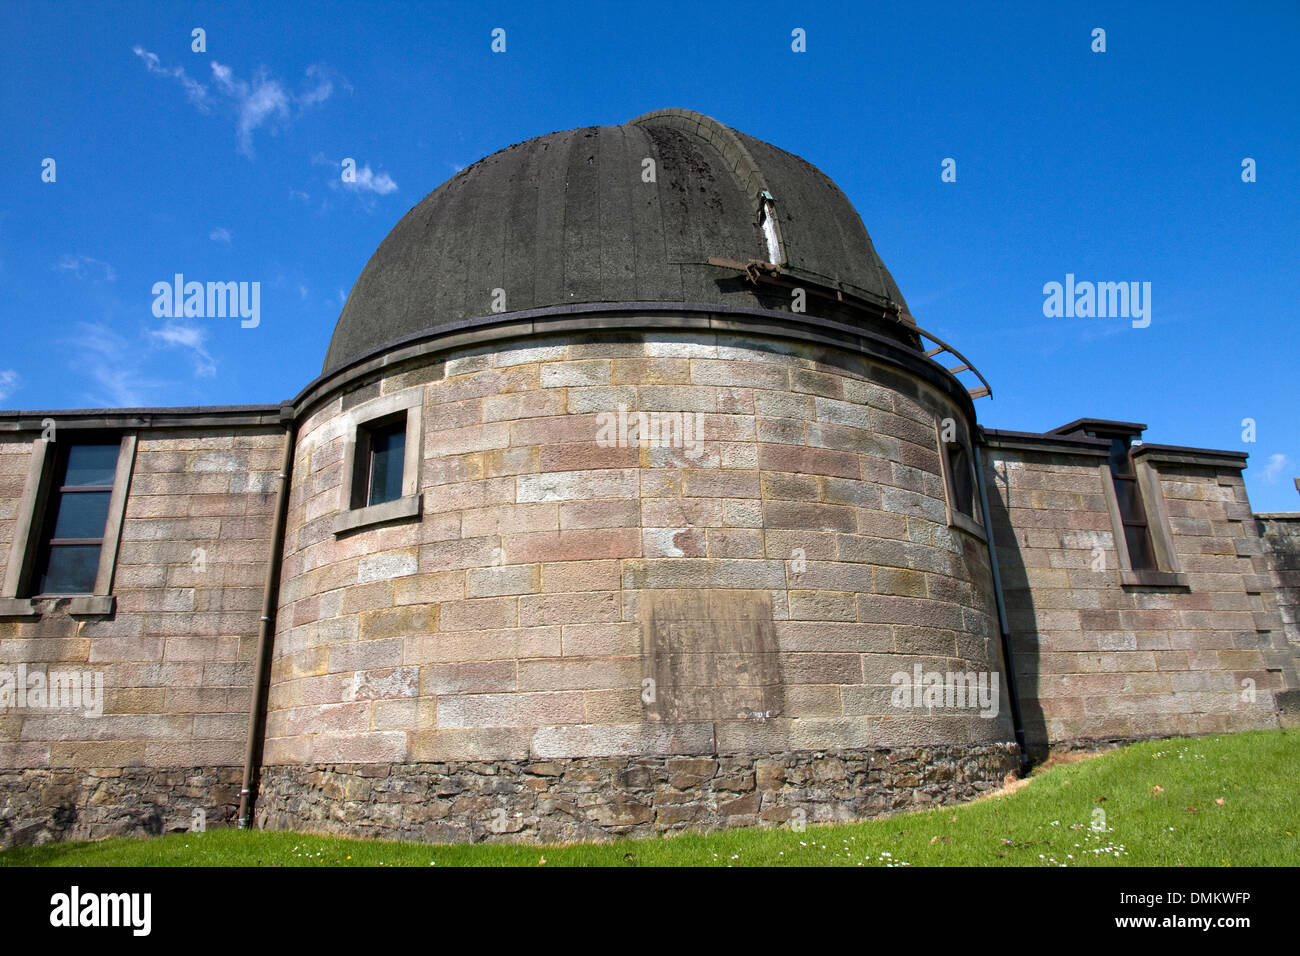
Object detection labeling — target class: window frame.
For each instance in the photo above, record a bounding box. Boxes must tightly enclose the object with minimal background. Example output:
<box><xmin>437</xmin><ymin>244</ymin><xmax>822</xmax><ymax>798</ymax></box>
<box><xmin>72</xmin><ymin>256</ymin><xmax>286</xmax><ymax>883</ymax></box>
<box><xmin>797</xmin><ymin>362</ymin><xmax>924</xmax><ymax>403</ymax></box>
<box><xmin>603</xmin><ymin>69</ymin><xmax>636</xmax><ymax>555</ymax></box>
<box><xmin>351</xmin><ymin>412</ymin><xmax>408</xmax><ymax>510</ymax></box>
<box><xmin>0</xmin><ymin>432</ymin><xmax>135</xmax><ymax>617</ymax></box>
<box><xmin>935</xmin><ymin>419</ymin><xmax>985</xmax><ymax>541</ymax></box>
<box><xmin>333</xmin><ymin>388</ymin><xmax>423</xmax><ymax>536</ymax></box>
<box><xmin>1098</xmin><ymin>450</ymin><xmax>1186</xmax><ymax>588</ymax></box>
<box><xmin>32</xmin><ymin>439</ymin><xmax>119</xmax><ymax>597</ymax></box>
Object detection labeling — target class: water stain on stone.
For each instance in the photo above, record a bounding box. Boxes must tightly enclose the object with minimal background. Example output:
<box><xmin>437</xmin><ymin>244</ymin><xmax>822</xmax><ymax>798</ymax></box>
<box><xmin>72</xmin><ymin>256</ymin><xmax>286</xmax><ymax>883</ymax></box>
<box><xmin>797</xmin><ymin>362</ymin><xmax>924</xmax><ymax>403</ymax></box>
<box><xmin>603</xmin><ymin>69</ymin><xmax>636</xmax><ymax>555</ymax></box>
<box><xmin>640</xmin><ymin>589</ymin><xmax>782</xmax><ymax>723</ymax></box>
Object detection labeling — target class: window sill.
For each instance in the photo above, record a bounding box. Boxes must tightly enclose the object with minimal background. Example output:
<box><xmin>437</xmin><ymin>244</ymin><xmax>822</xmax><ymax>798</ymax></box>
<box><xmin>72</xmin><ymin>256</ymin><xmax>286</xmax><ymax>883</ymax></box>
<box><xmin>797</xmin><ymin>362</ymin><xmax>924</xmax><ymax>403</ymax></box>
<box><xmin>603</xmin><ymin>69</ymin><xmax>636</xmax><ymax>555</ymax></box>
<box><xmin>0</xmin><ymin>594</ymin><xmax>116</xmax><ymax>618</ymax></box>
<box><xmin>333</xmin><ymin>494</ymin><xmax>422</xmax><ymax>536</ymax></box>
<box><xmin>1120</xmin><ymin>569</ymin><xmax>1189</xmax><ymax>589</ymax></box>
<box><xmin>949</xmin><ymin>510</ymin><xmax>987</xmax><ymax>543</ymax></box>
<box><xmin>0</xmin><ymin>597</ymin><xmax>38</xmax><ymax>617</ymax></box>
<box><xmin>69</xmin><ymin>595</ymin><xmax>116</xmax><ymax>616</ymax></box>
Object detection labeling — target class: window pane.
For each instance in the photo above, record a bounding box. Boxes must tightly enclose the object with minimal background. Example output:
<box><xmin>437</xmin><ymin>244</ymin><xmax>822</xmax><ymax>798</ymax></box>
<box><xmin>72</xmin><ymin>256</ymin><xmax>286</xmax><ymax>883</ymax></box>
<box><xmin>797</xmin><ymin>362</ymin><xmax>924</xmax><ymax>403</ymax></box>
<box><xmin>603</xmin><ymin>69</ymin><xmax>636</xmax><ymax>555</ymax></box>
<box><xmin>1124</xmin><ymin>523</ymin><xmax>1157</xmax><ymax>570</ymax></box>
<box><xmin>368</xmin><ymin>425</ymin><xmax>406</xmax><ymax>506</ymax></box>
<box><xmin>1107</xmin><ymin>438</ymin><xmax>1131</xmax><ymax>477</ymax></box>
<box><xmin>64</xmin><ymin>443</ymin><xmax>119</xmax><ymax>487</ymax></box>
<box><xmin>51</xmin><ymin>490</ymin><xmax>111</xmax><ymax>540</ymax></box>
<box><xmin>1113</xmin><ymin>477</ymin><xmax>1145</xmax><ymax>523</ymax></box>
<box><xmin>39</xmin><ymin>544</ymin><xmax>102</xmax><ymax>594</ymax></box>
<box><xmin>950</xmin><ymin>445</ymin><xmax>974</xmax><ymax>517</ymax></box>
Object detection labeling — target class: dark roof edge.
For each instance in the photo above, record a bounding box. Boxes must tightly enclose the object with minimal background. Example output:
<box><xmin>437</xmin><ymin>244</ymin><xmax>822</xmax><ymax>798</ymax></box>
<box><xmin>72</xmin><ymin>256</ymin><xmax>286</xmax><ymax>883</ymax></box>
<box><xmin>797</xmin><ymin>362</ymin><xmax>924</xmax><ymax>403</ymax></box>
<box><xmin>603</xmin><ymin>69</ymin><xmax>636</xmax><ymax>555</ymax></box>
<box><xmin>0</xmin><ymin>404</ymin><xmax>288</xmax><ymax>432</ymax></box>
<box><xmin>1131</xmin><ymin>443</ymin><xmax>1249</xmax><ymax>469</ymax></box>
<box><xmin>1049</xmin><ymin>417</ymin><xmax>1148</xmax><ymax>436</ymax></box>
<box><xmin>981</xmin><ymin>427</ymin><xmax>1251</xmax><ymax>469</ymax></box>
<box><xmin>979</xmin><ymin>427</ymin><xmax>1111</xmax><ymax>457</ymax></box>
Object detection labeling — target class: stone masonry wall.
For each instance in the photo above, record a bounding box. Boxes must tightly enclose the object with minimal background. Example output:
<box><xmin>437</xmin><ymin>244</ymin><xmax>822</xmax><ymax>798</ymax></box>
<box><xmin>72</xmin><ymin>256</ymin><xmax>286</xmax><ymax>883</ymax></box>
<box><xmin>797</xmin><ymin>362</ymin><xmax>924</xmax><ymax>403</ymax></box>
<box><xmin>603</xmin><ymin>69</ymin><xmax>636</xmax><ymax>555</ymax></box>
<box><xmin>254</xmin><ymin>744</ymin><xmax>1019</xmax><ymax>844</ymax></box>
<box><xmin>983</xmin><ymin>447</ymin><xmax>1298</xmax><ymax>757</ymax></box>
<box><xmin>267</xmin><ymin>329</ymin><xmax>1013</xmax><ymax>769</ymax></box>
<box><xmin>1256</xmin><ymin>514</ymin><xmax>1300</xmax><ymax>677</ymax></box>
<box><xmin>0</xmin><ymin>766</ymin><xmax>242</xmax><ymax>847</ymax></box>
<box><xmin>0</xmin><ymin>426</ymin><xmax>283</xmax><ymax>771</ymax></box>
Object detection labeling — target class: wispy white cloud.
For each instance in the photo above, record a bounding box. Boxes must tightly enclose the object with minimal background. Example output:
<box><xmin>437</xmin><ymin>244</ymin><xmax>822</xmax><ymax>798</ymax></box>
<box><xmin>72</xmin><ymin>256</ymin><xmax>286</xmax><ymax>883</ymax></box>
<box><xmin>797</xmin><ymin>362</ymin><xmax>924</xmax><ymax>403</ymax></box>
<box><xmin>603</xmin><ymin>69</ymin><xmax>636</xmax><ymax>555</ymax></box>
<box><xmin>312</xmin><ymin>153</ymin><xmax>398</xmax><ymax>199</ymax></box>
<box><xmin>134</xmin><ymin>46</ymin><xmax>337</xmax><ymax>158</ymax></box>
<box><xmin>132</xmin><ymin>46</ymin><xmax>211</xmax><ymax>112</ymax></box>
<box><xmin>65</xmin><ymin>322</ymin><xmax>164</xmax><ymax>407</ymax></box>
<box><xmin>209</xmin><ymin>62</ymin><xmax>291</xmax><ymax>157</ymax></box>
<box><xmin>1261</xmin><ymin>453</ymin><xmax>1292</xmax><ymax>483</ymax></box>
<box><xmin>347</xmin><ymin>165</ymin><xmax>398</xmax><ymax>195</ymax></box>
<box><xmin>209</xmin><ymin>227</ymin><xmax>232</xmax><ymax>244</ymax></box>
<box><xmin>55</xmin><ymin>255</ymin><xmax>116</xmax><ymax>282</ymax></box>
<box><xmin>147</xmin><ymin>321</ymin><xmax>216</xmax><ymax>378</ymax></box>
<box><xmin>297</xmin><ymin>64</ymin><xmax>334</xmax><ymax>106</ymax></box>
<box><xmin>0</xmin><ymin>370</ymin><xmax>20</xmax><ymax>403</ymax></box>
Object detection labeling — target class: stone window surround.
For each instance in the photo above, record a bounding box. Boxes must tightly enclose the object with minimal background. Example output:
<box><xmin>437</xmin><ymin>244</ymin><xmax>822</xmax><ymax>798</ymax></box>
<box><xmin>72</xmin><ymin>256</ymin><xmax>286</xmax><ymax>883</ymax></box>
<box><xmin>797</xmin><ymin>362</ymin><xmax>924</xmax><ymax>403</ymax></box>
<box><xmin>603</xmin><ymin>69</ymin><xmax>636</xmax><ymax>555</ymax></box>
<box><xmin>333</xmin><ymin>387</ymin><xmax>424</xmax><ymax>536</ymax></box>
<box><xmin>0</xmin><ymin>432</ymin><xmax>136</xmax><ymax>618</ymax></box>
<box><xmin>1098</xmin><ymin>454</ymin><xmax>1188</xmax><ymax>589</ymax></box>
<box><xmin>935</xmin><ymin>419</ymin><xmax>986</xmax><ymax>542</ymax></box>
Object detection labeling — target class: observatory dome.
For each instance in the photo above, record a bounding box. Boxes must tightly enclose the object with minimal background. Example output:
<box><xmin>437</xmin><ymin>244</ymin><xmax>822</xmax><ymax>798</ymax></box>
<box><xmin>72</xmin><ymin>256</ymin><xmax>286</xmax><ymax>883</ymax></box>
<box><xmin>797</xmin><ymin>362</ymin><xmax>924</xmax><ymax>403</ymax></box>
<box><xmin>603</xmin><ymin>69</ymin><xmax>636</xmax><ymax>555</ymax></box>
<box><xmin>323</xmin><ymin>108</ymin><xmax>909</xmax><ymax>371</ymax></box>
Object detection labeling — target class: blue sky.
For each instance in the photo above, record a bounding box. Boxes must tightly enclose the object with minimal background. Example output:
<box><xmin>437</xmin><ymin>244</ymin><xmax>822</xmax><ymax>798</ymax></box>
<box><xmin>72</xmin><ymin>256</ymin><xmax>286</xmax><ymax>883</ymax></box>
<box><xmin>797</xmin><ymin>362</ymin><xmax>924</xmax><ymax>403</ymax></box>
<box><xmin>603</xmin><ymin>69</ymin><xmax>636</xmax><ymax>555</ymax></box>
<box><xmin>2</xmin><ymin>0</ymin><xmax>1297</xmax><ymax>510</ymax></box>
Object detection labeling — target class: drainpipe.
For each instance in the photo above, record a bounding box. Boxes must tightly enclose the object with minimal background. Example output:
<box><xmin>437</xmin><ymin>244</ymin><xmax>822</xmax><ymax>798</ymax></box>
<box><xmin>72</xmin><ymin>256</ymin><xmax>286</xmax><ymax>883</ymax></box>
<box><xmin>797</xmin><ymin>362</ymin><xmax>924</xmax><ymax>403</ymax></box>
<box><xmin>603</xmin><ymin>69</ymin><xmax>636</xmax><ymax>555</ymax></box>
<box><xmin>974</xmin><ymin>442</ymin><xmax>1031</xmax><ymax>772</ymax></box>
<box><xmin>238</xmin><ymin>403</ymin><xmax>297</xmax><ymax>829</ymax></box>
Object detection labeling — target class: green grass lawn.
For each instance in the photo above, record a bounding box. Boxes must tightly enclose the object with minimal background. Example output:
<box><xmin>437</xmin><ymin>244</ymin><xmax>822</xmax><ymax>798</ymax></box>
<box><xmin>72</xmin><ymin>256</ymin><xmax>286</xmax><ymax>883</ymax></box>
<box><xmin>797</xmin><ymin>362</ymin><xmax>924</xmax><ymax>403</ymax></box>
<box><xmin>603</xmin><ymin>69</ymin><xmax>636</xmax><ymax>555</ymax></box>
<box><xmin>4</xmin><ymin>729</ymin><xmax>1297</xmax><ymax>867</ymax></box>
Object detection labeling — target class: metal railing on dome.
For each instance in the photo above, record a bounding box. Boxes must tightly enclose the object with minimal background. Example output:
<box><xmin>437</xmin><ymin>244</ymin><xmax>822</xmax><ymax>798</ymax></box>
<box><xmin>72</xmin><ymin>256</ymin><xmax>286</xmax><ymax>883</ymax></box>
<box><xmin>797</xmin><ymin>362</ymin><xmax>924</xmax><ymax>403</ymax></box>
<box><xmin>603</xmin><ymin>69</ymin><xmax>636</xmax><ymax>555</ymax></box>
<box><xmin>705</xmin><ymin>255</ymin><xmax>993</xmax><ymax>402</ymax></box>
<box><xmin>910</xmin><ymin>325</ymin><xmax>993</xmax><ymax>401</ymax></box>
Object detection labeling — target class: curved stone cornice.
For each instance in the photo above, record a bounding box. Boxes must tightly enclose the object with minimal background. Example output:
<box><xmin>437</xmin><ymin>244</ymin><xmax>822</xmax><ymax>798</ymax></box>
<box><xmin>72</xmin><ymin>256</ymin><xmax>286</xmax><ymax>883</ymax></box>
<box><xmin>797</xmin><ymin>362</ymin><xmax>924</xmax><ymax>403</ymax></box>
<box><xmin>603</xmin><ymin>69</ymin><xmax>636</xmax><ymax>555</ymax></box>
<box><xmin>294</xmin><ymin>301</ymin><xmax>979</xmax><ymax>426</ymax></box>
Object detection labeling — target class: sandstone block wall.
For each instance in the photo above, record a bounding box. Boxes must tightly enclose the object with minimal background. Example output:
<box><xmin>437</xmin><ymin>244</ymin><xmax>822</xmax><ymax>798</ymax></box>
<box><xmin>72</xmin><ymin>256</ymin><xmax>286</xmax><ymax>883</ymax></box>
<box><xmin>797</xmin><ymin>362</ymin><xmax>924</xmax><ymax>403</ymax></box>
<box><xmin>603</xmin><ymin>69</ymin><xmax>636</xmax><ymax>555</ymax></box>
<box><xmin>7</xmin><ymin>327</ymin><xmax>1296</xmax><ymax>847</ymax></box>
<box><xmin>0</xmin><ymin>426</ymin><xmax>283</xmax><ymax>771</ymax></box>
<box><xmin>1256</xmin><ymin>514</ymin><xmax>1300</xmax><ymax>675</ymax></box>
<box><xmin>983</xmin><ymin>445</ymin><xmax>1298</xmax><ymax>756</ymax></box>
<box><xmin>267</xmin><ymin>330</ymin><xmax>1011</xmax><ymax>768</ymax></box>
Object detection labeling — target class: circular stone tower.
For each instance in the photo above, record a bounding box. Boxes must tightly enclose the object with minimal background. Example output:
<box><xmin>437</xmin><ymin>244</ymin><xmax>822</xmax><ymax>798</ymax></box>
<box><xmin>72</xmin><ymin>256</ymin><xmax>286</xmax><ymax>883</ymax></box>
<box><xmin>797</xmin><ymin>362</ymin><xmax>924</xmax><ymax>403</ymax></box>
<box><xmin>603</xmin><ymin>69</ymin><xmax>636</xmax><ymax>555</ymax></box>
<box><xmin>257</xmin><ymin>109</ymin><xmax>1018</xmax><ymax>842</ymax></box>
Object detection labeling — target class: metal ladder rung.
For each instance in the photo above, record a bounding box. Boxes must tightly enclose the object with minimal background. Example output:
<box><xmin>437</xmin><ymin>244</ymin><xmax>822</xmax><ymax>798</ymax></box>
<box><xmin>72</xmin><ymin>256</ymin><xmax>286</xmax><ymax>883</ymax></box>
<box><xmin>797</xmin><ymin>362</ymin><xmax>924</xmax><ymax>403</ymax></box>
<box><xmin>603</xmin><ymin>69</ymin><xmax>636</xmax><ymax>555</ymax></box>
<box><xmin>948</xmin><ymin>363</ymin><xmax>970</xmax><ymax>374</ymax></box>
<box><xmin>967</xmin><ymin>386</ymin><xmax>991</xmax><ymax>399</ymax></box>
<box><xmin>924</xmin><ymin>346</ymin><xmax>945</xmax><ymax>358</ymax></box>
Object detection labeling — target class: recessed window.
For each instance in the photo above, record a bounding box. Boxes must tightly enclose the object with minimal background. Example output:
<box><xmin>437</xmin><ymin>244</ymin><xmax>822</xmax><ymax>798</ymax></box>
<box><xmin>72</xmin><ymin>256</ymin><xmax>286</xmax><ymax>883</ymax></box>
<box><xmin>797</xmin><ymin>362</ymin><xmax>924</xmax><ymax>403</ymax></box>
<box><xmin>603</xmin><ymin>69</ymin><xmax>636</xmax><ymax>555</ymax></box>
<box><xmin>334</xmin><ymin>388</ymin><xmax>424</xmax><ymax>536</ymax></box>
<box><xmin>1105</xmin><ymin>437</ymin><xmax>1157</xmax><ymax>571</ymax></box>
<box><xmin>937</xmin><ymin>422</ymin><xmax>984</xmax><ymax>540</ymax></box>
<box><xmin>948</xmin><ymin>442</ymin><xmax>975</xmax><ymax>519</ymax></box>
<box><xmin>351</xmin><ymin>413</ymin><xmax>407</xmax><ymax>509</ymax></box>
<box><xmin>34</xmin><ymin>442</ymin><xmax>119</xmax><ymax>595</ymax></box>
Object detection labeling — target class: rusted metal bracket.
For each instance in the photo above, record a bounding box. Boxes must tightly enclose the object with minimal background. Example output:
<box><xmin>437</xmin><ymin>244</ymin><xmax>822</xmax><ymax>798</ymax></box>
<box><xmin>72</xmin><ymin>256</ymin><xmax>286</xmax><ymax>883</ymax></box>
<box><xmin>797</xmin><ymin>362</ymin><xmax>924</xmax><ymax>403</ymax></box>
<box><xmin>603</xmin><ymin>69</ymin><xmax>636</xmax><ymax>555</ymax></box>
<box><xmin>706</xmin><ymin>256</ymin><xmax>783</xmax><ymax>284</ymax></box>
<box><xmin>706</xmin><ymin>255</ymin><xmax>992</xmax><ymax>400</ymax></box>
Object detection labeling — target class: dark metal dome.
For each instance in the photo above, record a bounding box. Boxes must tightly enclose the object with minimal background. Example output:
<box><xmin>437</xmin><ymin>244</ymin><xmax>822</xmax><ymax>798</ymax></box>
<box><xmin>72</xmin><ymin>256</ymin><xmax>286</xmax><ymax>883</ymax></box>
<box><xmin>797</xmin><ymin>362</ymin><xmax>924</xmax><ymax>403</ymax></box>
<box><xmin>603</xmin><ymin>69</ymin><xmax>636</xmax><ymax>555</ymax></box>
<box><xmin>323</xmin><ymin>109</ymin><xmax>910</xmax><ymax>372</ymax></box>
